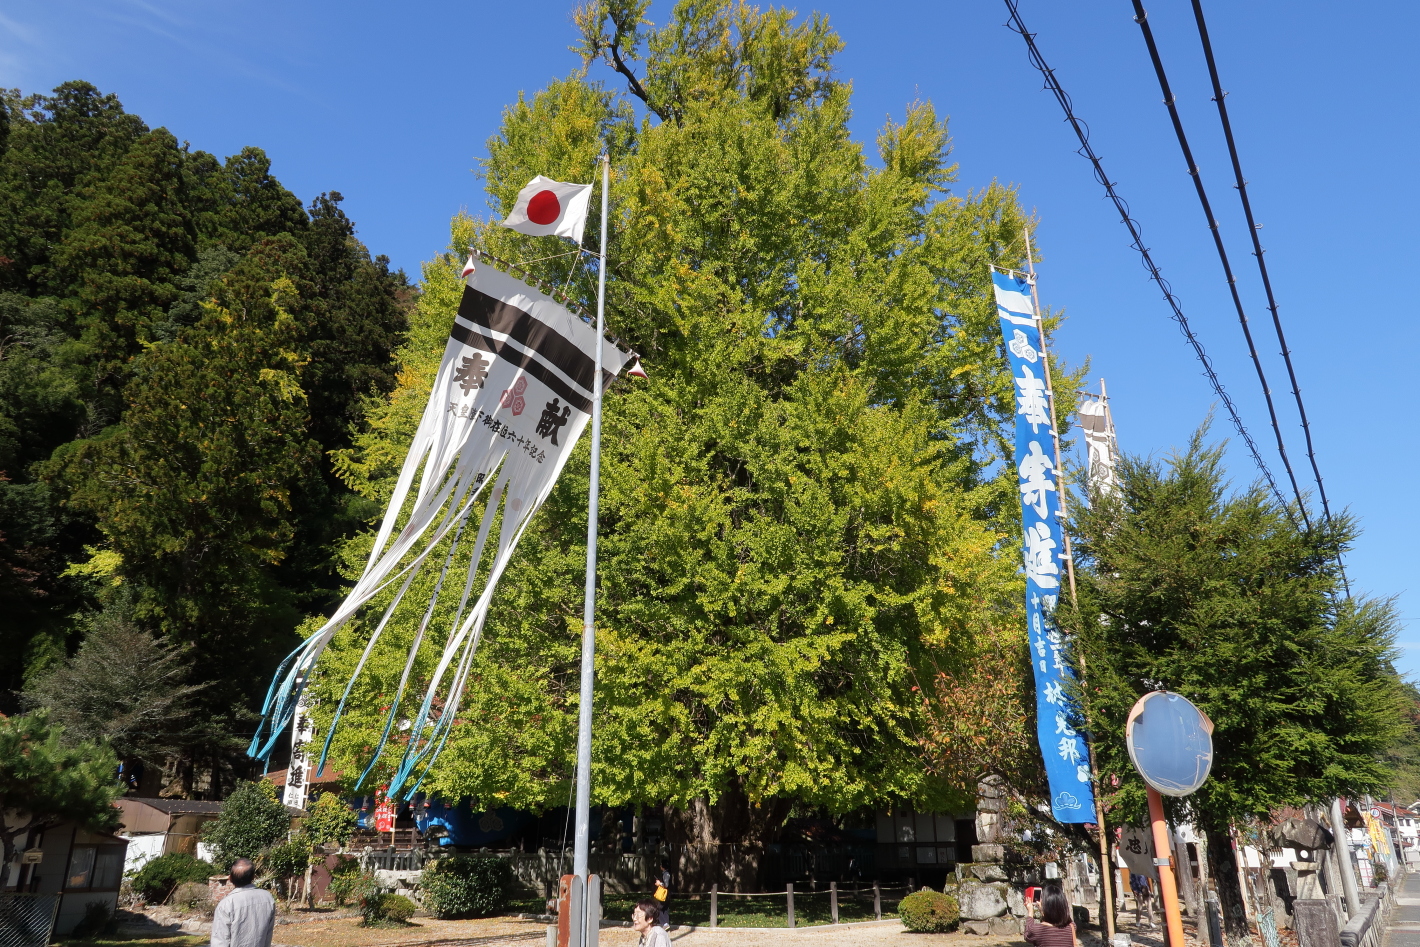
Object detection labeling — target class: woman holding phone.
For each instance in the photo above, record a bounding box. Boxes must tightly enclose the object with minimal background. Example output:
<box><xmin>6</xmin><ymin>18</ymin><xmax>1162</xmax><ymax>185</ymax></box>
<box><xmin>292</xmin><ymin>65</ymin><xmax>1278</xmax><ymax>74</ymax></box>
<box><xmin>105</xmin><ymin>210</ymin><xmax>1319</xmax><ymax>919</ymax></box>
<box><xmin>1024</xmin><ymin>882</ymin><xmax>1078</xmax><ymax>947</ymax></box>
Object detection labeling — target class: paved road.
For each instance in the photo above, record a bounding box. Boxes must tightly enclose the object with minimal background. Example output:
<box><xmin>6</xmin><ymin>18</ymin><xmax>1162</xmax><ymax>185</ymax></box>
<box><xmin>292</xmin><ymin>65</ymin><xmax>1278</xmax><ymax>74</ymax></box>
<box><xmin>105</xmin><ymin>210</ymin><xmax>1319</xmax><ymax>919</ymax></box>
<box><xmin>1383</xmin><ymin>872</ymin><xmax>1420</xmax><ymax>947</ymax></box>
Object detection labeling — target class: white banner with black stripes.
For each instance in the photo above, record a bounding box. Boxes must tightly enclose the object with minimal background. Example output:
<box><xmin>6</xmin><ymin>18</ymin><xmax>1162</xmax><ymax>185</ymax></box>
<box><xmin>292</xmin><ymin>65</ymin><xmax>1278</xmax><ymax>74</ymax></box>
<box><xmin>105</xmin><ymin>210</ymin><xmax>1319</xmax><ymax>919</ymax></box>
<box><xmin>249</xmin><ymin>258</ymin><xmax>633</xmax><ymax>795</ymax></box>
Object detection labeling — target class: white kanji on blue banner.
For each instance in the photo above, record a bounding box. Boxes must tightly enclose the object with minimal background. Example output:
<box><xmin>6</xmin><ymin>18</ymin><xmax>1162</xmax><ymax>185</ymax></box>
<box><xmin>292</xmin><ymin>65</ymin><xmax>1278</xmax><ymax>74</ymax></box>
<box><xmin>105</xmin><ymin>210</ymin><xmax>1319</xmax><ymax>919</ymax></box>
<box><xmin>992</xmin><ymin>267</ymin><xmax>1098</xmax><ymax>824</ymax></box>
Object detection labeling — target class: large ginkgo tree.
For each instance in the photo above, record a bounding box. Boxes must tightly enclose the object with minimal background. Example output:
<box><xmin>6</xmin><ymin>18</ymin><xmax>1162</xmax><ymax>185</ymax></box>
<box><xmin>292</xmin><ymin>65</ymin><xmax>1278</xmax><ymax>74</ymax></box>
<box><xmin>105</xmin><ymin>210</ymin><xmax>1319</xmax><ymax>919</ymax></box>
<box><xmin>310</xmin><ymin>0</ymin><xmax>1067</xmax><ymax>886</ymax></box>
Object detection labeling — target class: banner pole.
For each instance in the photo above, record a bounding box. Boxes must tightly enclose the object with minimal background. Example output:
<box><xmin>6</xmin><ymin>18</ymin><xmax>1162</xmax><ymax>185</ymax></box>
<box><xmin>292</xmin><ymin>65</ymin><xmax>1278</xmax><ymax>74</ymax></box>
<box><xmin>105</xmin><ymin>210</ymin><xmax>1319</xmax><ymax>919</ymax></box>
<box><xmin>572</xmin><ymin>153</ymin><xmax>610</xmax><ymax>891</ymax></box>
<box><xmin>1022</xmin><ymin>229</ymin><xmax>1116</xmax><ymax>939</ymax></box>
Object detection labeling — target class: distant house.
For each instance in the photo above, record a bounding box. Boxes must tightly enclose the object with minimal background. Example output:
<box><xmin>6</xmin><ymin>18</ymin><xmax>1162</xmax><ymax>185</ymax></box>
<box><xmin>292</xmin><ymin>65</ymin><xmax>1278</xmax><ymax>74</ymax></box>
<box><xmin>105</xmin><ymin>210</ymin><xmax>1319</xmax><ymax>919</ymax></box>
<box><xmin>113</xmin><ymin>797</ymin><xmax>304</xmax><ymax>872</ymax></box>
<box><xmin>114</xmin><ymin>798</ymin><xmax>226</xmax><ymax>873</ymax></box>
<box><xmin>1</xmin><ymin>816</ymin><xmax>128</xmax><ymax>937</ymax></box>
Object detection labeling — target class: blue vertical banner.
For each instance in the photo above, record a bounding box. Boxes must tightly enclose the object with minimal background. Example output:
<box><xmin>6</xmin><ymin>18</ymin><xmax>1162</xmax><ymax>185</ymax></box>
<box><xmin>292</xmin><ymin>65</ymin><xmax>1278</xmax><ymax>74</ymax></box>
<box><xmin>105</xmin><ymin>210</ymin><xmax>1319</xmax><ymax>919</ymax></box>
<box><xmin>991</xmin><ymin>268</ymin><xmax>1098</xmax><ymax>824</ymax></box>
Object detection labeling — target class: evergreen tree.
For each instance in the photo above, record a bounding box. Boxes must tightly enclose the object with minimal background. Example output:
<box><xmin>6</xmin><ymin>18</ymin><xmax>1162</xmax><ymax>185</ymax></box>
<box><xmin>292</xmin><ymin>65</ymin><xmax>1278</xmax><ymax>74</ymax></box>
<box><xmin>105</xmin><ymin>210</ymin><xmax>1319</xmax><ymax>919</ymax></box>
<box><xmin>297</xmin><ymin>192</ymin><xmax>409</xmax><ymax>455</ymax></box>
<box><xmin>53</xmin><ymin>128</ymin><xmax>198</xmax><ymax>419</ymax></box>
<box><xmin>0</xmin><ymin>80</ymin><xmax>408</xmax><ymax>764</ymax></box>
<box><xmin>22</xmin><ymin>594</ymin><xmax>206</xmax><ymax>785</ymax></box>
<box><xmin>1069</xmin><ymin>431</ymin><xmax>1407</xmax><ymax>937</ymax></box>
<box><xmin>0</xmin><ymin>712</ymin><xmax>121</xmax><ymax>879</ymax></box>
<box><xmin>210</xmin><ymin>146</ymin><xmax>309</xmax><ymax>252</ymax></box>
<box><xmin>48</xmin><ymin>261</ymin><xmax>319</xmax><ymax>781</ymax></box>
<box><xmin>0</xmin><ymin>81</ymin><xmax>148</xmax><ymax>298</ymax></box>
<box><xmin>0</xmin><ymin>293</ymin><xmax>91</xmax><ymax>691</ymax></box>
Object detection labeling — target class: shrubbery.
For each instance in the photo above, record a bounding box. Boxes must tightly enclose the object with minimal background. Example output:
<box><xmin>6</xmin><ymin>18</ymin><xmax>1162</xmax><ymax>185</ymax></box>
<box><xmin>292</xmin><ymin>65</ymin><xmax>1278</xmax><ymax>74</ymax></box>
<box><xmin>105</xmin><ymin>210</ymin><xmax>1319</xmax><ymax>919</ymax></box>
<box><xmin>203</xmin><ymin>781</ymin><xmax>289</xmax><ymax>869</ymax></box>
<box><xmin>360</xmin><ymin>892</ymin><xmax>417</xmax><ymax>926</ymax></box>
<box><xmin>171</xmin><ymin>881</ymin><xmax>212</xmax><ymax>911</ymax></box>
<box><xmin>419</xmin><ymin>856</ymin><xmax>513</xmax><ymax>919</ymax></box>
<box><xmin>260</xmin><ymin>839</ymin><xmax>310</xmax><ymax>895</ymax></box>
<box><xmin>130</xmin><ymin>853</ymin><xmax>216</xmax><ymax>903</ymax></box>
<box><xmin>326</xmin><ymin>857</ymin><xmax>370</xmax><ymax>906</ymax></box>
<box><xmin>899</xmin><ymin>889</ymin><xmax>960</xmax><ymax>933</ymax></box>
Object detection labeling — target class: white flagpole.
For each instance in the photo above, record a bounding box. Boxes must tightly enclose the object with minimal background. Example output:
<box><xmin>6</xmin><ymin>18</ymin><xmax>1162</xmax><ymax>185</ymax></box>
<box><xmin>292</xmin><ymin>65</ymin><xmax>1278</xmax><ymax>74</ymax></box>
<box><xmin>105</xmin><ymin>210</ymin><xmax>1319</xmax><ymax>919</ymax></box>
<box><xmin>572</xmin><ymin>153</ymin><xmax>609</xmax><ymax>886</ymax></box>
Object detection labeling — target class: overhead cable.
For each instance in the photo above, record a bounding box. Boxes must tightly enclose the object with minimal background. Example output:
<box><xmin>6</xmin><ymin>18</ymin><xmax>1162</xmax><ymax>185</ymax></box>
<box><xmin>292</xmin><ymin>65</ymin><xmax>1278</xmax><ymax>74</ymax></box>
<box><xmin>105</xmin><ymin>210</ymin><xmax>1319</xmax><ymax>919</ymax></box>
<box><xmin>1186</xmin><ymin>0</ymin><xmax>1349</xmax><ymax>593</ymax></box>
<box><xmin>1128</xmin><ymin>0</ymin><xmax>1308</xmax><ymax>528</ymax></box>
<box><xmin>1000</xmin><ymin>0</ymin><xmax>1286</xmax><ymax>508</ymax></box>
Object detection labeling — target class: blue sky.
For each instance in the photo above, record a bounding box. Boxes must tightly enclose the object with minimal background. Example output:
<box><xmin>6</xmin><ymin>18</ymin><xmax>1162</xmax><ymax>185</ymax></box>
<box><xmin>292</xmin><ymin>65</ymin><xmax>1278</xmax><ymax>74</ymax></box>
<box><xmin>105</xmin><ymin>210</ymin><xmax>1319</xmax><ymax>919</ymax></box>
<box><xmin>5</xmin><ymin>0</ymin><xmax>1416</xmax><ymax>675</ymax></box>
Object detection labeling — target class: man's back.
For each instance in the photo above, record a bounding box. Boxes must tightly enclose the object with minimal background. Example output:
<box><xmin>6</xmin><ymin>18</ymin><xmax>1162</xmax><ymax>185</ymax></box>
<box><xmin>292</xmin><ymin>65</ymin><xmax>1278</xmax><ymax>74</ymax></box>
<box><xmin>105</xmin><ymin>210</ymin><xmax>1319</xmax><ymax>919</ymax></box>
<box><xmin>211</xmin><ymin>884</ymin><xmax>276</xmax><ymax>947</ymax></box>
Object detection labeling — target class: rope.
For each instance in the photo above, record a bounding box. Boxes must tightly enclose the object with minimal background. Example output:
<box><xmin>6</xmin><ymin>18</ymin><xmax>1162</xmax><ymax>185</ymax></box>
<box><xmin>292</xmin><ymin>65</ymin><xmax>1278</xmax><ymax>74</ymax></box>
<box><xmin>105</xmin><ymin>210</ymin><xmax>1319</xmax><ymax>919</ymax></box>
<box><xmin>1128</xmin><ymin>0</ymin><xmax>1306</xmax><ymax>526</ymax></box>
<box><xmin>1000</xmin><ymin>0</ymin><xmax>1285</xmax><ymax>507</ymax></box>
<box><xmin>1185</xmin><ymin>0</ymin><xmax>1350</xmax><ymax>594</ymax></box>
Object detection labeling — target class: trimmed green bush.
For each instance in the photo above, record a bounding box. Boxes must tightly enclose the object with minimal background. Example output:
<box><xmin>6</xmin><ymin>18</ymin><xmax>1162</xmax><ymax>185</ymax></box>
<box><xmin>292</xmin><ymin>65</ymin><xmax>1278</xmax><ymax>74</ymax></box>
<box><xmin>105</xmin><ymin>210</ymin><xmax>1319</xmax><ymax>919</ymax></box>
<box><xmin>899</xmin><ymin>889</ymin><xmax>960</xmax><ymax>933</ymax></box>
<box><xmin>420</xmin><ymin>856</ymin><xmax>513</xmax><ymax>919</ymax></box>
<box><xmin>130</xmin><ymin>853</ymin><xmax>216</xmax><ymax>903</ymax></box>
<box><xmin>360</xmin><ymin>891</ymin><xmax>417</xmax><ymax>926</ymax></box>
<box><xmin>203</xmin><ymin>781</ymin><xmax>289</xmax><ymax>868</ymax></box>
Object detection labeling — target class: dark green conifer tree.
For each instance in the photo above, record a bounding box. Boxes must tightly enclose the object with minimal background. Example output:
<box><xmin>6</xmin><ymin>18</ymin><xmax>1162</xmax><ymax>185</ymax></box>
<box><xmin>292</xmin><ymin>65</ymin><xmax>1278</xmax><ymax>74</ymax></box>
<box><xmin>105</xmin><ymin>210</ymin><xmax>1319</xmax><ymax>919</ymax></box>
<box><xmin>0</xmin><ymin>81</ymin><xmax>148</xmax><ymax>297</ymax></box>
<box><xmin>53</xmin><ymin>128</ymin><xmax>198</xmax><ymax>419</ymax></box>
<box><xmin>0</xmin><ymin>83</ymin><xmax>408</xmax><ymax>758</ymax></box>
<box><xmin>1069</xmin><ymin>432</ymin><xmax>1406</xmax><ymax>938</ymax></box>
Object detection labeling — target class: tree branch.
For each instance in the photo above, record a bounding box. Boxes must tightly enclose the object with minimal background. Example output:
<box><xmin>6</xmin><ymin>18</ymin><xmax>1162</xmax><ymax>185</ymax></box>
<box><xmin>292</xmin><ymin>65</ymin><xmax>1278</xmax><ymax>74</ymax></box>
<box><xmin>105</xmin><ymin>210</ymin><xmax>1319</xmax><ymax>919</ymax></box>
<box><xmin>605</xmin><ymin>17</ymin><xmax>669</xmax><ymax>122</ymax></box>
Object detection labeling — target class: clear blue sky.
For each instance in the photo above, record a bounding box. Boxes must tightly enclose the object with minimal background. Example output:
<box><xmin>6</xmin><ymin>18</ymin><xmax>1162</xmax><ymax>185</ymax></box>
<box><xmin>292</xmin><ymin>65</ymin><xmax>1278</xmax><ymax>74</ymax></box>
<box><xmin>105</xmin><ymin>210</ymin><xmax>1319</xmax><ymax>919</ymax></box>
<box><xmin>5</xmin><ymin>0</ymin><xmax>1416</xmax><ymax>675</ymax></box>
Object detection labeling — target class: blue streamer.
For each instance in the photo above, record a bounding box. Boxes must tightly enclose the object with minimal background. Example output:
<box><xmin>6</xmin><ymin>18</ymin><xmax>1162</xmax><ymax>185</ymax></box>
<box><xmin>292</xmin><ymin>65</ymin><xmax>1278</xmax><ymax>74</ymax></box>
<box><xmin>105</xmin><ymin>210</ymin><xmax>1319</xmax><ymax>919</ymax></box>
<box><xmin>993</xmin><ymin>267</ymin><xmax>1098</xmax><ymax>824</ymax></box>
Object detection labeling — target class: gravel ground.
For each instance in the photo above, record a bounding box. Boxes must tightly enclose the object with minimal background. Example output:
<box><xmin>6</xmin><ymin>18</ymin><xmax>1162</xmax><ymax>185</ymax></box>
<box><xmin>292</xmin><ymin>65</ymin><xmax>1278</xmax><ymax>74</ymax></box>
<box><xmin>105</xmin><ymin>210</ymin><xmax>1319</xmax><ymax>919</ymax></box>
<box><xmin>268</xmin><ymin>916</ymin><xmax>1034</xmax><ymax>947</ymax></box>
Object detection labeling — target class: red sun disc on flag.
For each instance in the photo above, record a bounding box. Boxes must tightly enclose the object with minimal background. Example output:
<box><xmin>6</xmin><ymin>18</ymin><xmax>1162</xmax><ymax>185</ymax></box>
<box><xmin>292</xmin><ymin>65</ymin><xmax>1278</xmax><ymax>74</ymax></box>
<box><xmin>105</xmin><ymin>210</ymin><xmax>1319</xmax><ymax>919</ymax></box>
<box><xmin>527</xmin><ymin>190</ymin><xmax>561</xmax><ymax>225</ymax></box>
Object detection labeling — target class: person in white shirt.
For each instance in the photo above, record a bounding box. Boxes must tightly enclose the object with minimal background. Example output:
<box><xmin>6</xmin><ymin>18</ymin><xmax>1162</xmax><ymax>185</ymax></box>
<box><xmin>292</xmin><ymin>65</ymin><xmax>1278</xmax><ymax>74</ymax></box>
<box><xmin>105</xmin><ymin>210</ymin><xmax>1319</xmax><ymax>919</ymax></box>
<box><xmin>632</xmin><ymin>900</ymin><xmax>670</xmax><ymax>947</ymax></box>
<box><xmin>211</xmin><ymin>858</ymin><xmax>276</xmax><ymax>947</ymax></box>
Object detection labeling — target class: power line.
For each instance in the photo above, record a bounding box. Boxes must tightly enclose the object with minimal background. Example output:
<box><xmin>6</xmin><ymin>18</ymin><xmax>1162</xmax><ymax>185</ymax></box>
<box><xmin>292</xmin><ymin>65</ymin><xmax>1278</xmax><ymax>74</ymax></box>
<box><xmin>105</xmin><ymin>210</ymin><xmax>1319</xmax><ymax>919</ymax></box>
<box><xmin>1000</xmin><ymin>0</ymin><xmax>1286</xmax><ymax>509</ymax></box>
<box><xmin>1128</xmin><ymin>0</ymin><xmax>1309</xmax><ymax>531</ymax></box>
<box><xmin>1185</xmin><ymin>0</ymin><xmax>1350</xmax><ymax>595</ymax></box>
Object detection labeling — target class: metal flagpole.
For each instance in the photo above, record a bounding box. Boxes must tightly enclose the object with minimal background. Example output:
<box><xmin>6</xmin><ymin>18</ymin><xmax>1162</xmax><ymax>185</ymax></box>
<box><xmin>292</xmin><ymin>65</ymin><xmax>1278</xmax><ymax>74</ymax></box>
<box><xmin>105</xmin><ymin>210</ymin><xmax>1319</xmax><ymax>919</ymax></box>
<box><xmin>572</xmin><ymin>153</ymin><xmax>610</xmax><ymax>889</ymax></box>
<box><xmin>1022</xmin><ymin>229</ymin><xmax>1116</xmax><ymax>939</ymax></box>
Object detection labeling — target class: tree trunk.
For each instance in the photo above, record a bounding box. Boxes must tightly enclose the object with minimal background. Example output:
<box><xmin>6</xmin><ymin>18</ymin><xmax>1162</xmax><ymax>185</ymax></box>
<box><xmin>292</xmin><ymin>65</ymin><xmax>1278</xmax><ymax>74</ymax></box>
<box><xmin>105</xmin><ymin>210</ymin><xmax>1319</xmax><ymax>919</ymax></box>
<box><xmin>662</xmin><ymin>778</ymin><xmax>793</xmax><ymax>892</ymax></box>
<box><xmin>1205</xmin><ymin>826</ymin><xmax>1252</xmax><ymax>943</ymax></box>
<box><xmin>1174</xmin><ymin>833</ymin><xmax>1201</xmax><ymax>921</ymax></box>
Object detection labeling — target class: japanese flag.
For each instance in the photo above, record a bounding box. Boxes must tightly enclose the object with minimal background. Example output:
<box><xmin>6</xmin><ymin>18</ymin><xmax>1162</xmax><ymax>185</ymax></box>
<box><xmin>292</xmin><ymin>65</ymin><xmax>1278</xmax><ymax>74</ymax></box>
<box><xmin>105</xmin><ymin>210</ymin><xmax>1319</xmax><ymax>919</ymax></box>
<box><xmin>500</xmin><ymin>175</ymin><xmax>593</xmax><ymax>244</ymax></box>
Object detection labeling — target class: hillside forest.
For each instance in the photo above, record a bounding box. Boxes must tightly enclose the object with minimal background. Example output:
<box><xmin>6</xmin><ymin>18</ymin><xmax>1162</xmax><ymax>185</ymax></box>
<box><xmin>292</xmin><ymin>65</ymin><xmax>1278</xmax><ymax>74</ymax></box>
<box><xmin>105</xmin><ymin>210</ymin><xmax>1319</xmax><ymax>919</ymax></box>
<box><xmin>0</xmin><ymin>81</ymin><xmax>410</xmax><ymax>794</ymax></box>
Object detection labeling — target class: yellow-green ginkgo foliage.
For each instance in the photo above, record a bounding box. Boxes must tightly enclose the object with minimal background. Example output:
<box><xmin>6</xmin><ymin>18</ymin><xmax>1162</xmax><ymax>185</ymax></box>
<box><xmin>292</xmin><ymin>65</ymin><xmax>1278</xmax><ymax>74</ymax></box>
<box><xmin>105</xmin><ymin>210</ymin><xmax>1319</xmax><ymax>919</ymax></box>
<box><xmin>310</xmin><ymin>0</ymin><xmax>1071</xmax><ymax>844</ymax></box>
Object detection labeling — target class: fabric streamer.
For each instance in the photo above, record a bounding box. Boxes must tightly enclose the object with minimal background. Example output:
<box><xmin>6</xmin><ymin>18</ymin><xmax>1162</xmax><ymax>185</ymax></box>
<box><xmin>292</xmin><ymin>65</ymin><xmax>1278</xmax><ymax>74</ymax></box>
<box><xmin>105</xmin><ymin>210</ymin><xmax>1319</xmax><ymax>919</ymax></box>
<box><xmin>992</xmin><ymin>267</ymin><xmax>1098</xmax><ymax>824</ymax></box>
<box><xmin>248</xmin><ymin>258</ymin><xmax>633</xmax><ymax>798</ymax></box>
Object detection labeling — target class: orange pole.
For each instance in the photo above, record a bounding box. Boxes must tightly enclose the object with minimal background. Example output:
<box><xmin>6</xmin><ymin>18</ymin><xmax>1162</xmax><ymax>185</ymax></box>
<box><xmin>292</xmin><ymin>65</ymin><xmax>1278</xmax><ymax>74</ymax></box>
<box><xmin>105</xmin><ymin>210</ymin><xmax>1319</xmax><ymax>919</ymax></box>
<box><xmin>1148</xmin><ymin>787</ymin><xmax>1186</xmax><ymax>947</ymax></box>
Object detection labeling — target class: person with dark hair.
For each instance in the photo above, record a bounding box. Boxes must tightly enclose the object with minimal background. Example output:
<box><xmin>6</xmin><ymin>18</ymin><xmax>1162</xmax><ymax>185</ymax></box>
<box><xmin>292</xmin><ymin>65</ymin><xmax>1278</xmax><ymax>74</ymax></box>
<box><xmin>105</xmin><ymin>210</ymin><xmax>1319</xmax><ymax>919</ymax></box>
<box><xmin>1024</xmin><ymin>882</ymin><xmax>1077</xmax><ymax>947</ymax></box>
<box><xmin>632</xmin><ymin>900</ymin><xmax>670</xmax><ymax>947</ymax></box>
<box><xmin>653</xmin><ymin>858</ymin><xmax>671</xmax><ymax>928</ymax></box>
<box><xmin>211</xmin><ymin>857</ymin><xmax>275</xmax><ymax>947</ymax></box>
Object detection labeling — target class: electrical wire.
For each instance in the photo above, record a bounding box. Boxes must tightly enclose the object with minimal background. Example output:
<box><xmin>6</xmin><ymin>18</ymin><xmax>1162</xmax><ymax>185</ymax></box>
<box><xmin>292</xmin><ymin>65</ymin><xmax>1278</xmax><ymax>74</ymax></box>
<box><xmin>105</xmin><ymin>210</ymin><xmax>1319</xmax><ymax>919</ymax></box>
<box><xmin>1185</xmin><ymin>0</ymin><xmax>1350</xmax><ymax>595</ymax></box>
<box><xmin>1129</xmin><ymin>0</ymin><xmax>1308</xmax><ymax>531</ymax></box>
<box><xmin>1000</xmin><ymin>0</ymin><xmax>1286</xmax><ymax>508</ymax></box>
